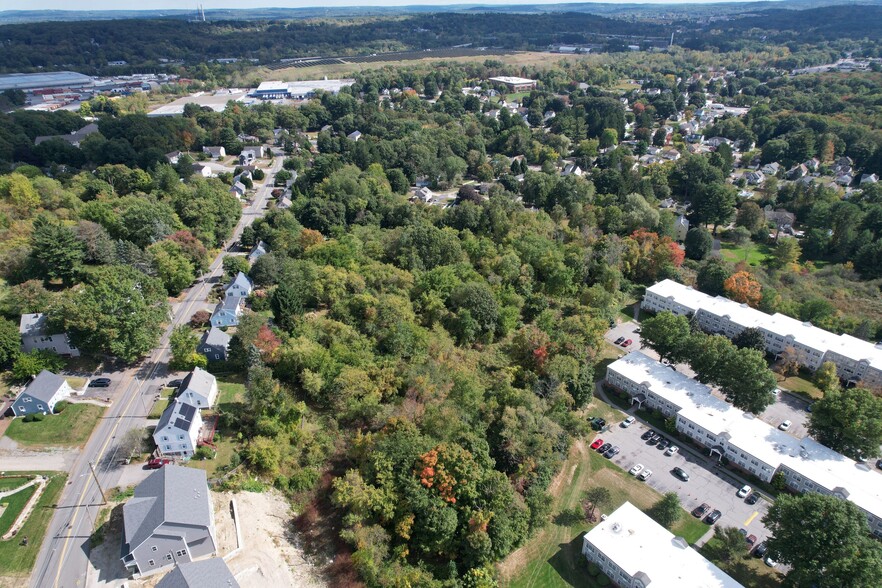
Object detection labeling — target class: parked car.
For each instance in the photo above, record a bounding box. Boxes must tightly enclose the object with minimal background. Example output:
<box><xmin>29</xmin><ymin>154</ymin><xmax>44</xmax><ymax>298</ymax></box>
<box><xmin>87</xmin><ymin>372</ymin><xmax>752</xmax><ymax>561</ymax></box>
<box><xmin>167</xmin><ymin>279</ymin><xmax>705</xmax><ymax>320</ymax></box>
<box><xmin>590</xmin><ymin>438</ymin><xmax>604</xmax><ymax>450</ymax></box>
<box><xmin>737</xmin><ymin>485</ymin><xmax>752</xmax><ymax>498</ymax></box>
<box><xmin>591</xmin><ymin>417</ymin><xmax>607</xmax><ymax>431</ymax></box>
<box><xmin>614</xmin><ymin>336</ymin><xmax>625</xmax><ymax>345</ymax></box>
<box><xmin>634</xmin><ymin>327</ymin><xmax>641</xmax><ymax>333</ymax></box>
<box><xmin>672</xmin><ymin>467</ymin><xmax>690</xmax><ymax>481</ymax></box>
<box><xmin>664</xmin><ymin>445</ymin><xmax>679</xmax><ymax>456</ymax></box>
<box><xmin>753</xmin><ymin>542</ymin><xmax>768</xmax><ymax>558</ymax></box>
<box><xmin>692</xmin><ymin>503</ymin><xmax>711</xmax><ymax>518</ymax></box>
<box><xmin>704</xmin><ymin>509</ymin><xmax>722</xmax><ymax>524</ymax></box>
<box><xmin>629</xmin><ymin>464</ymin><xmax>644</xmax><ymax>476</ymax></box>
<box><xmin>167</xmin><ymin>379</ymin><xmax>184</xmax><ymax>388</ymax></box>
<box><xmin>147</xmin><ymin>458</ymin><xmax>173</xmax><ymax>469</ymax></box>
<box><xmin>597</xmin><ymin>443</ymin><xmax>612</xmax><ymax>454</ymax></box>
<box><xmin>876</xmin><ymin>459</ymin><xmax>882</xmax><ymax>471</ymax></box>
<box><xmin>637</xmin><ymin>469</ymin><xmax>652</xmax><ymax>481</ymax></box>
<box><xmin>745</xmin><ymin>492</ymin><xmax>760</xmax><ymax>505</ymax></box>
<box><xmin>622</xmin><ymin>339</ymin><xmax>633</xmax><ymax>347</ymax></box>
<box><xmin>746</xmin><ymin>534</ymin><xmax>758</xmax><ymax>546</ymax></box>
<box><xmin>656</xmin><ymin>438</ymin><xmax>670</xmax><ymax>451</ymax></box>
<box><xmin>641</xmin><ymin>430</ymin><xmax>655</xmax><ymax>441</ymax></box>
<box><xmin>603</xmin><ymin>446</ymin><xmax>620</xmax><ymax>459</ymax></box>
<box><xmin>88</xmin><ymin>378</ymin><xmax>111</xmax><ymax>388</ymax></box>
<box><xmin>621</xmin><ymin>416</ymin><xmax>636</xmax><ymax>428</ymax></box>
<box><xmin>764</xmin><ymin>556</ymin><xmax>778</xmax><ymax>567</ymax></box>
<box><xmin>647</xmin><ymin>434</ymin><xmax>660</xmax><ymax>446</ymax></box>
<box><xmin>779</xmin><ymin>420</ymin><xmax>792</xmax><ymax>431</ymax></box>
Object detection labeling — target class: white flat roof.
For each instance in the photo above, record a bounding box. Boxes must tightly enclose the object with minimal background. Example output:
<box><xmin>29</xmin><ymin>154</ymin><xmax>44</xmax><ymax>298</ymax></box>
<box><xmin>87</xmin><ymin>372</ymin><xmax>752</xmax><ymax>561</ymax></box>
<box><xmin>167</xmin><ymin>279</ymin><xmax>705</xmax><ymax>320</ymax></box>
<box><xmin>584</xmin><ymin>502</ymin><xmax>743</xmax><ymax>588</ymax></box>
<box><xmin>255</xmin><ymin>80</ymin><xmax>289</xmax><ymax>92</ymax></box>
<box><xmin>255</xmin><ymin>79</ymin><xmax>355</xmax><ymax>95</ymax></box>
<box><xmin>644</xmin><ymin>278</ymin><xmax>710</xmax><ymax>312</ymax></box>
<box><xmin>488</xmin><ymin>76</ymin><xmax>536</xmax><ymax>85</ymax></box>
<box><xmin>615</xmin><ymin>352</ymin><xmax>882</xmax><ymax>522</ymax></box>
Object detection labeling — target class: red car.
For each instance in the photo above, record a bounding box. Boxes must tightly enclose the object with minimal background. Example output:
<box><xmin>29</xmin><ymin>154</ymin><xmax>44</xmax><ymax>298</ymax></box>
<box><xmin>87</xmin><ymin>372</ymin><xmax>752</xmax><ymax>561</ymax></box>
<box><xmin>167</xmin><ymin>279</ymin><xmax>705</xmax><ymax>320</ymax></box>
<box><xmin>590</xmin><ymin>438</ymin><xmax>604</xmax><ymax>450</ymax></box>
<box><xmin>147</xmin><ymin>458</ymin><xmax>173</xmax><ymax>469</ymax></box>
<box><xmin>622</xmin><ymin>339</ymin><xmax>633</xmax><ymax>347</ymax></box>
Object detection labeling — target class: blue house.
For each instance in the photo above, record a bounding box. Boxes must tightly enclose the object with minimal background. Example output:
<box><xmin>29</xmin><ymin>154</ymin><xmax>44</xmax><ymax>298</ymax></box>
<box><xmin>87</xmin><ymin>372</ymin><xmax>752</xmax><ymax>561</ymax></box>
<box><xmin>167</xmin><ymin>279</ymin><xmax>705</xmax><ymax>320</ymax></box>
<box><xmin>209</xmin><ymin>297</ymin><xmax>242</xmax><ymax>328</ymax></box>
<box><xmin>224</xmin><ymin>272</ymin><xmax>253</xmax><ymax>300</ymax></box>
<box><xmin>11</xmin><ymin>370</ymin><xmax>72</xmax><ymax>417</ymax></box>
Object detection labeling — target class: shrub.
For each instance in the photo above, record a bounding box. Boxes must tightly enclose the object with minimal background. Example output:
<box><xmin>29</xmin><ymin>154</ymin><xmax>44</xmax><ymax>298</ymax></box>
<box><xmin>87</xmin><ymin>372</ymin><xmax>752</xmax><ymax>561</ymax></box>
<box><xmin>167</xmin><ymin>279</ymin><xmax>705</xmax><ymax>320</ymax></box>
<box><xmin>597</xmin><ymin>573</ymin><xmax>611</xmax><ymax>587</ymax></box>
<box><xmin>54</xmin><ymin>400</ymin><xmax>69</xmax><ymax>414</ymax></box>
<box><xmin>23</xmin><ymin>413</ymin><xmax>35</xmax><ymax>422</ymax></box>
<box><xmin>194</xmin><ymin>446</ymin><xmax>215</xmax><ymax>460</ymax></box>
<box><xmin>587</xmin><ymin>562</ymin><xmax>601</xmax><ymax>577</ymax></box>
<box><xmin>33</xmin><ymin>413</ymin><xmax>45</xmax><ymax>421</ymax></box>
<box><xmin>241</xmin><ymin>479</ymin><xmax>265</xmax><ymax>492</ymax></box>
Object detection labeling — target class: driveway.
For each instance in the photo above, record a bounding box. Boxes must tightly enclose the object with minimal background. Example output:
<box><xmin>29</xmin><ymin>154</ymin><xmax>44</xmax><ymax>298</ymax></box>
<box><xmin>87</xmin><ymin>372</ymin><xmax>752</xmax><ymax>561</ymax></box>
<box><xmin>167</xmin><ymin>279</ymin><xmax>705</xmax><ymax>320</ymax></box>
<box><xmin>597</xmin><ymin>415</ymin><xmax>772</xmax><ymax>546</ymax></box>
<box><xmin>606</xmin><ymin>321</ymin><xmax>643</xmax><ymax>353</ymax></box>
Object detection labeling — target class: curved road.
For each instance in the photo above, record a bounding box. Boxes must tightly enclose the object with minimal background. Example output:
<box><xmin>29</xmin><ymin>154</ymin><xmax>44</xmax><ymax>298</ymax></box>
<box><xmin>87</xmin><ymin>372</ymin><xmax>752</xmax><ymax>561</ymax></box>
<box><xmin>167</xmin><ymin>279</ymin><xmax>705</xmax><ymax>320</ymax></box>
<box><xmin>29</xmin><ymin>155</ymin><xmax>283</xmax><ymax>588</ymax></box>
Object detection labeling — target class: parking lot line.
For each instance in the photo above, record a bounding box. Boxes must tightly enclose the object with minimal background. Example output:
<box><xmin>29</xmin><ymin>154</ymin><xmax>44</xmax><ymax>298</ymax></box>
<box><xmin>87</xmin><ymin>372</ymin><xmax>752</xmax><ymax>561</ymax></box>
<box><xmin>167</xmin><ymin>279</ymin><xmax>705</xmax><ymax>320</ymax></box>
<box><xmin>744</xmin><ymin>511</ymin><xmax>759</xmax><ymax>526</ymax></box>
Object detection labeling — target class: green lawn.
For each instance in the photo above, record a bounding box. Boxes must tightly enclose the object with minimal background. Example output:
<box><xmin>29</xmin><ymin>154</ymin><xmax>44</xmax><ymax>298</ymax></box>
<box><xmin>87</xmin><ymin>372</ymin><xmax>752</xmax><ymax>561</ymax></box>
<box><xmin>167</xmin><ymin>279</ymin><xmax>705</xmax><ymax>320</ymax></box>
<box><xmin>700</xmin><ymin>536</ymin><xmax>783</xmax><ymax>588</ymax></box>
<box><xmin>500</xmin><ymin>398</ymin><xmax>711</xmax><ymax>588</ymax></box>
<box><xmin>0</xmin><ymin>477</ymin><xmax>33</xmax><ymax>493</ymax></box>
<box><xmin>64</xmin><ymin>377</ymin><xmax>87</xmax><ymax>390</ymax></box>
<box><xmin>777</xmin><ymin>374</ymin><xmax>824</xmax><ymax>401</ymax></box>
<box><xmin>147</xmin><ymin>388</ymin><xmax>174</xmax><ymax>419</ymax></box>
<box><xmin>0</xmin><ymin>473</ymin><xmax>67</xmax><ymax>576</ymax></box>
<box><xmin>217</xmin><ymin>375</ymin><xmax>246</xmax><ymax>406</ymax></box>
<box><xmin>0</xmin><ymin>485</ymin><xmax>37</xmax><ymax>537</ymax></box>
<box><xmin>4</xmin><ymin>404</ymin><xmax>105</xmax><ymax>448</ymax></box>
<box><xmin>720</xmin><ymin>241</ymin><xmax>771</xmax><ymax>267</ymax></box>
<box><xmin>186</xmin><ymin>374</ymin><xmax>246</xmax><ymax>479</ymax></box>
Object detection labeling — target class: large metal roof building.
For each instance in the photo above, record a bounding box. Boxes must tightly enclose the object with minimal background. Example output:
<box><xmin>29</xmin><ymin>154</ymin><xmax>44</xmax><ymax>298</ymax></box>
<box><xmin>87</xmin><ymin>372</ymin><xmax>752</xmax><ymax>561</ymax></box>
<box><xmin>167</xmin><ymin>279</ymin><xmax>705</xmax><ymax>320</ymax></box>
<box><xmin>0</xmin><ymin>71</ymin><xmax>94</xmax><ymax>91</ymax></box>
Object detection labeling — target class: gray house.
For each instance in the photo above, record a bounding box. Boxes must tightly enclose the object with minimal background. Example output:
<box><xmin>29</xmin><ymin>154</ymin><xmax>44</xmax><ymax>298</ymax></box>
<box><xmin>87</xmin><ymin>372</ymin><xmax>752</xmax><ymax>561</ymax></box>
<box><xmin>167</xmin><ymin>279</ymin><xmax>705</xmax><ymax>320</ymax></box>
<box><xmin>121</xmin><ymin>466</ymin><xmax>217</xmax><ymax>578</ymax></box>
<box><xmin>247</xmin><ymin>241</ymin><xmax>268</xmax><ymax>263</ymax></box>
<box><xmin>20</xmin><ymin>313</ymin><xmax>80</xmax><ymax>357</ymax></box>
<box><xmin>224</xmin><ymin>272</ymin><xmax>253</xmax><ymax>300</ymax></box>
<box><xmin>198</xmin><ymin>328</ymin><xmax>231</xmax><ymax>362</ymax></box>
<box><xmin>209</xmin><ymin>297</ymin><xmax>242</xmax><ymax>328</ymax></box>
<box><xmin>201</xmin><ymin>146</ymin><xmax>226</xmax><ymax>159</ymax></box>
<box><xmin>178</xmin><ymin>367</ymin><xmax>218</xmax><ymax>410</ymax></box>
<box><xmin>10</xmin><ymin>370</ymin><xmax>72</xmax><ymax>417</ymax></box>
<box><xmin>156</xmin><ymin>558</ymin><xmax>239</xmax><ymax>588</ymax></box>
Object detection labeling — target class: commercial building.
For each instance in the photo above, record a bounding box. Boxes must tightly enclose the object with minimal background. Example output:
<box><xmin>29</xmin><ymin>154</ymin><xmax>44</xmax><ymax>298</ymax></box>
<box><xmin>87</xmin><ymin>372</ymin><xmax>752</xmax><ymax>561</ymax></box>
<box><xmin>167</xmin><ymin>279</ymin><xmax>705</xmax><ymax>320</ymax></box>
<box><xmin>582</xmin><ymin>501</ymin><xmax>742</xmax><ymax>588</ymax></box>
<box><xmin>252</xmin><ymin>78</ymin><xmax>355</xmax><ymax>100</ymax></box>
<box><xmin>0</xmin><ymin>71</ymin><xmax>94</xmax><ymax>92</ymax></box>
<box><xmin>641</xmin><ymin>279</ymin><xmax>882</xmax><ymax>387</ymax></box>
<box><xmin>606</xmin><ymin>352</ymin><xmax>882</xmax><ymax>536</ymax></box>
<box><xmin>487</xmin><ymin>76</ymin><xmax>537</xmax><ymax>92</ymax></box>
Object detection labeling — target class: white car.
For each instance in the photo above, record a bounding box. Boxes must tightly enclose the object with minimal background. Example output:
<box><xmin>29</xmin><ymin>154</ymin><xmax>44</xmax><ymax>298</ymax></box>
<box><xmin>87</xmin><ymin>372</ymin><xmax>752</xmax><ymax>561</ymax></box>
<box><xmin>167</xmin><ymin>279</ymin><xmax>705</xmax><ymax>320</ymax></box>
<box><xmin>629</xmin><ymin>463</ymin><xmax>644</xmax><ymax>476</ymax></box>
<box><xmin>779</xmin><ymin>420</ymin><xmax>792</xmax><ymax>431</ymax></box>
<box><xmin>764</xmin><ymin>556</ymin><xmax>778</xmax><ymax>567</ymax></box>
<box><xmin>737</xmin><ymin>484</ymin><xmax>752</xmax><ymax>498</ymax></box>
<box><xmin>637</xmin><ymin>469</ymin><xmax>653</xmax><ymax>481</ymax></box>
<box><xmin>665</xmin><ymin>445</ymin><xmax>679</xmax><ymax>456</ymax></box>
<box><xmin>622</xmin><ymin>416</ymin><xmax>636</xmax><ymax>428</ymax></box>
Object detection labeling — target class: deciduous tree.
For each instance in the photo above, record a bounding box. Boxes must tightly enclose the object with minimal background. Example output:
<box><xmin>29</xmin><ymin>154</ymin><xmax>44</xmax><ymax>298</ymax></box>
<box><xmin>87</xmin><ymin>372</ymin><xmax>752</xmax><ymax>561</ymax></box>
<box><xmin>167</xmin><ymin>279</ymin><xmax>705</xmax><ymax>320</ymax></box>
<box><xmin>809</xmin><ymin>388</ymin><xmax>882</xmax><ymax>460</ymax></box>
<box><xmin>648</xmin><ymin>492</ymin><xmax>681</xmax><ymax>529</ymax></box>
<box><xmin>639</xmin><ymin>311</ymin><xmax>692</xmax><ymax>363</ymax></box>
<box><xmin>723</xmin><ymin>271</ymin><xmax>762</xmax><ymax>307</ymax></box>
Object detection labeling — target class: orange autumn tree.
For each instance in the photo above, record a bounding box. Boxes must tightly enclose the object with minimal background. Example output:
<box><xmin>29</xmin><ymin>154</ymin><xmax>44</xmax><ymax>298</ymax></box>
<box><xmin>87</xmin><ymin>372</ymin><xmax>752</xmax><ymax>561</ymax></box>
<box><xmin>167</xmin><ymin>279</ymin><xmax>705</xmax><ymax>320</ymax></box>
<box><xmin>414</xmin><ymin>444</ymin><xmax>478</xmax><ymax>505</ymax></box>
<box><xmin>628</xmin><ymin>229</ymin><xmax>685</xmax><ymax>284</ymax></box>
<box><xmin>723</xmin><ymin>271</ymin><xmax>762</xmax><ymax>307</ymax></box>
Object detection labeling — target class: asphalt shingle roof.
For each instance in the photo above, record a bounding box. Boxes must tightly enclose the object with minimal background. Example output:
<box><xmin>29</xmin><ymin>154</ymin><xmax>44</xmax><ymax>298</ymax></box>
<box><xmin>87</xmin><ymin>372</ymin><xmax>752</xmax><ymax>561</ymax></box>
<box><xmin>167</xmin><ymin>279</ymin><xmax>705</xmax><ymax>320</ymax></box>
<box><xmin>22</xmin><ymin>370</ymin><xmax>67</xmax><ymax>404</ymax></box>
<box><xmin>156</xmin><ymin>558</ymin><xmax>239</xmax><ymax>588</ymax></box>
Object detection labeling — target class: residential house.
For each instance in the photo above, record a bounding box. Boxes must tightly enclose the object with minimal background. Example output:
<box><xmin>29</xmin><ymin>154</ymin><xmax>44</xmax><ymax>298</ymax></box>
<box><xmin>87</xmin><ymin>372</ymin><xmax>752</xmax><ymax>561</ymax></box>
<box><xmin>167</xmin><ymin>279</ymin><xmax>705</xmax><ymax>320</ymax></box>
<box><xmin>561</xmin><ymin>163</ymin><xmax>583</xmax><ymax>177</ymax></box>
<box><xmin>705</xmin><ymin>136</ymin><xmax>732</xmax><ymax>149</ymax></box>
<box><xmin>659</xmin><ymin>198</ymin><xmax>675</xmax><ymax>209</ymax></box>
<box><xmin>121</xmin><ymin>466</ymin><xmax>217</xmax><ymax>577</ymax></box>
<box><xmin>230</xmin><ymin>182</ymin><xmax>247</xmax><ymax>199</ymax></box>
<box><xmin>247</xmin><ymin>241</ymin><xmax>268</xmax><ymax>263</ymax></box>
<box><xmin>861</xmin><ymin>173</ymin><xmax>879</xmax><ymax>185</ymax></box>
<box><xmin>165</xmin><ymin>151</ymin><xmax>182</xmax><ymax>165</ymax></box>
<box><xmin>786</xmin><ymin>164</ymin><xmax>809</xmax><ymax>180</ymax></box>
<box><xmin>674</xmin><ymin>215</ymin><xmax>690</xmax><ymax>241</ymax></box>
<box><xmin>191</xmin><ymin>164</ymin><xmax>211</xmax><ymax>179</ymax></box>
<box><xmin>745</xmin><ymin>170</ymin><xmax>765</xmax><ymax>185</ymax></box>
<box><xmin>177</xmin><ymin>367</ymin><xmax>218</xmax><ymax>410</ymax></box>
<box><xmin>153</xmin><ymin>399</ymin><xmax>202</xmax><ymax>458</ymax></box>
<box><xmin>209</xmin><ymin>297</ymin><xmax>242</xmax><ymax>328</ymax></box>
<box><xmin>198</xmin><ymin>328</ymin><xmax>231</xmax><ymax>363</ymax></box>
<box><xmin>225</xmin><ymin>272</ymin><xmax>252</xmax><ymax>300</ymax></box>
<box><xmin>347</xmin><ymin>130</ymin><xmax>362</xmax><ymax>142</ymax></box>
<box><xmin>19</xmin><ymin>313</ymin><xmax>80</xmax><ymax>357</ymax></box>
<box><xmin>34</xmin><ymin>123</ymin><xmax>99</xmax><ymax>148</ymax></box>
<box><xmin>804</xmin><ymin>158</ymin><xmax>821</xmax><ymax>172</ymax></box>
<box><xmin>10</xmin><ymin>370</ymin><xmax>72</xmax><ymax>417</ymax></box>
<box><xmin>412</xmin><ymin>187</ymin><xmax>434</xmax><ymax>204</ymax></box>
<box><xmin>201</xmin><ymin>146</ymin><xmax>225</xmax><ymax>159</ymax></box>
<box><xmin>238</xmin><ymin>146</ymin><xmax>265</xmax><ymax>165</ymax></box>
<box><xmin>277</xmin><ymin>195</ymin><xmax>292</xmax><ymax>209</ymax></box>
<box><xmin>761</xmin><ymin>162</ymin><xmax>781</xmax><ymax>176</ymax></box>
<box><xmin>765</xmin><ymin>208</ymin><xmax>795</xmax><ymax>229</ymax></box>
<box><xmin>155</xmin><ymin>559</ymin><xmax>239</xmax><ymax>588</ymax></box>
<box><xmin>835</xmin><ymin>174</ymin><xmax>854</xmax><ymax>187</ymax></box>
<box><xmin>582</xmin><ymin>501</ymin><xmax>742</xmax><ymax>588</ymax></box>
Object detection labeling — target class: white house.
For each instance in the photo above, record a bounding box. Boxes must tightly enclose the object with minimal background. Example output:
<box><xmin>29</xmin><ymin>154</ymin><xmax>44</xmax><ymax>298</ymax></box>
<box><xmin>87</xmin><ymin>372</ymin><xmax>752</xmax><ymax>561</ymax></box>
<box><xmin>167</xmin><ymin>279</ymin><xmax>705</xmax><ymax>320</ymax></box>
<box><xmin>201</xmin><ymin>146</ymin><xmax>225</xmax><ymax>159</ymax></box>
<box><xmin>561</xmin><ymin>163</ymin><xmax>583</xmax><ymax>177</ymax></box>
<box><xmin>191</xmin><ymin>164</ymin><xmax>212</xmax><ymax>179</ymax></box>
<box><xmin>247</xmin><ymin>241</ymin><xmax>268</xmax><ymax>263</ymax></box>
<box><xmin>19</xmin><ymin>313</ymin><xmax>80</xmax><ymax>357</ymax></box>
<box><xmin>582</xmin><ymin>502</ymin><xmax>742</xmax><ymax>588</ymax></box>
<box><xmin>177</xmin><ymin>367</ymin><xmax>218</xmax><ymax>410</ymax></box>
<box><xmin>674</xmin><ymin>215</ymin><xmax>690</xmax><ymax>241</ymax></box>
<box><xmin>10</xmin><ymin>370</ymin><xmax>72</xmax><ymax>417</ymax></box>
<box><xmin>224</xmin><ymin>272</ymin><xmax>252</xmax><ymax>300</ymax></box>
<box><xmin>153</xmin><ymin>399</ymin><xmax>202</xmax><ymax>459</ymax></box>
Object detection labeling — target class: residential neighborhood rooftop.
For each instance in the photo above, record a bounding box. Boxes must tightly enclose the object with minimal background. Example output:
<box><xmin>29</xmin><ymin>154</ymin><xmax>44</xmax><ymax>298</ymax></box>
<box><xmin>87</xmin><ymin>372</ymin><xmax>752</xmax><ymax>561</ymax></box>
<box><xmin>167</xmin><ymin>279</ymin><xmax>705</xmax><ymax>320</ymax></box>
<box><xmin>155</xmin><ymin>558</ymin><xmax>239</xmax><ymax>588</ymax></box>
<box><xmin>22</xmin><ymin>370</ymin><xmax>69</xmax><ymax>404</ymax></box>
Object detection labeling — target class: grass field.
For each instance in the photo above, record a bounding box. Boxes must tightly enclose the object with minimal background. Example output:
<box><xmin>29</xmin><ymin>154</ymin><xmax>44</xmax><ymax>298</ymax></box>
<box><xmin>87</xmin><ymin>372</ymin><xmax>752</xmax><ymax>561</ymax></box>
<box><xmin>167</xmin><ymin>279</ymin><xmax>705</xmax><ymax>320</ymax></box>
<box><xmin>186</xmin><ymin>374</ymin><xmax>245</xmax><ymax>478</ymax></box>
<box><xmin>0</xmin><ymin>477</ymin><xmax>32</xmax><ymax>493</ymax></box>
<box><xmin>147</xmin><ymin>388</ymin><xmax>174</xmax><ymax>419</ymax></box>
<box><xmin>0</xmin><ymin>485</ymin><xmax>37</xmax><ymax>538</ymax></box>
<box><xmin>63</xmin><ymin>377</ymin><xmax>87</xmax><ymax>390</ymax></box>
<box><xmin>4</xmin><ymin>404</ymin><xmax>105</xmax><ymax>448</ymax></box>
<box><xmin>0</xmin><ymin>473</ymin><xmax>67</xmax><ymax>576</ymax></box>
<box><xmin>777</xmin><ymin>374</ymin><xmax>824</xmax><ymax>400</ymax></box>
<box><xmin>720</xmin><ymin>241</ymin><xmax>771</xmax><ymax>266</ymax></box>
<box><xmin>700</xmin><ymin>536</ymin><xmax>783</xmax><ymax>588</ymax></box>
<box><xmin>500</xmin><ymin>396</ymin><xmax>712</xmax><ymax>588</ymax></box>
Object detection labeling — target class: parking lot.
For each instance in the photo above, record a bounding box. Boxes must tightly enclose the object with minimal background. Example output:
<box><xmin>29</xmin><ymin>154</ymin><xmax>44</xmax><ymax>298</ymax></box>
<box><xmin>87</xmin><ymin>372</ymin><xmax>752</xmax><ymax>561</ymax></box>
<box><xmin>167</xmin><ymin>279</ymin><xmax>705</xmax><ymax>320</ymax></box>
<box><xmin>606</xmin><ymin>320</ymin><xmax>643</xmax><ymax>353</ymax></box>
<box><xmin>596</xmin><ymin>412</ymin><xmax>772</xmax><ymax>547</ymax></box>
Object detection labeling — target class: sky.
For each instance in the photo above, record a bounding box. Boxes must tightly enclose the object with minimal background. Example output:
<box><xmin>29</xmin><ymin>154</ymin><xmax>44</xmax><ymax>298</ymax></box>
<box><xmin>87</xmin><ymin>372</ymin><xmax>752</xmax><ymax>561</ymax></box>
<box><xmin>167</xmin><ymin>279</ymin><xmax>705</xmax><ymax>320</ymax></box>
<box><xmin>14</xmin><ymin>0</ymin><xmax>764</xmax><ymax>10</ymax></box>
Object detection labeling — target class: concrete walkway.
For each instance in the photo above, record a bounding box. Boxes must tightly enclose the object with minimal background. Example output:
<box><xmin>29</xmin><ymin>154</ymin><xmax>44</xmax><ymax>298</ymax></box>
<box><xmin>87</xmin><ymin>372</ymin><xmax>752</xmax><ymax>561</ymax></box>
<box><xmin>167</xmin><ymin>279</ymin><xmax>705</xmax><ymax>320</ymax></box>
<box><xmin>1</xmin><ymin>475</ymin><xmax>48</xmax><ymax>540</ymax></box>
<box><xmin>0</xmin><ymin>475</ymin><xmax>39</xmax><ymax>499</ymax></box>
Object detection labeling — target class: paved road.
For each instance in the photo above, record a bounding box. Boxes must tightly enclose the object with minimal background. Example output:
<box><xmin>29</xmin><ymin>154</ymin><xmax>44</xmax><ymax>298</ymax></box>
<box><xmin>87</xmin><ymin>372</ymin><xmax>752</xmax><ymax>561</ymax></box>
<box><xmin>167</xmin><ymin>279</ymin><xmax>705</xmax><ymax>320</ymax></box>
<box><xmin>29</xmin><ymin>157</ymin><xmax>282</xmax><ymax>588</ymax></box>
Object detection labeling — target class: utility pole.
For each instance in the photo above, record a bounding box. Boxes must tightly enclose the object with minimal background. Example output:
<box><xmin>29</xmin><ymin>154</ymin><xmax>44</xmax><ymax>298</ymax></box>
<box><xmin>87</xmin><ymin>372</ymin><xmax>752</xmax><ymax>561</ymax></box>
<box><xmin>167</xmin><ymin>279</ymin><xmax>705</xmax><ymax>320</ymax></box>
<box><xmin>88</xmin><ymin>461</ymin><xmax>107</xmax><ymax>505</ymax></box>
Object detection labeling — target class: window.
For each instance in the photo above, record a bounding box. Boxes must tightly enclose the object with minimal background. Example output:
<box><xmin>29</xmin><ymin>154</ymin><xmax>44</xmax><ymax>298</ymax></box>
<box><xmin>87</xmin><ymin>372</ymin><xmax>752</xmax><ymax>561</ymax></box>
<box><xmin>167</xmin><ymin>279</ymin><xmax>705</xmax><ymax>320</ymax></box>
<box><xmin>24</xmin><ymin>397</ymin><xmax>32</xmax><ymax>403</ymax></box>
<box><xmin>166</xmin><ymin>554</ymin><xmax>173</xmax><ymax>561</ymax></box>
<box><xmin>151</xmin><ymin>546</ymin><xmax>157</xmax><ymax>552</ymax></box>
<box><xmin>37</xmin><ymin>405</ymin><xmax>44</xmax><ymax>410</ymax></box>
<box><xmin>148</xmin><ymin>559</ymin><xmax>155</xmax><ymax>566</ymax></box>
<box><xmin>162</xmin><ymin>436</ymin><xmax>168</xmax><ymax>441</ymax></box>
<box><xmin>214</xmin><ymin>355</ymin><xmax>219</xmax><ymax>360</ymax></box>
<box><xmin>176</xmin><ymin>549</ymin><xmax>187</xmax><ymax>557</ymax></box>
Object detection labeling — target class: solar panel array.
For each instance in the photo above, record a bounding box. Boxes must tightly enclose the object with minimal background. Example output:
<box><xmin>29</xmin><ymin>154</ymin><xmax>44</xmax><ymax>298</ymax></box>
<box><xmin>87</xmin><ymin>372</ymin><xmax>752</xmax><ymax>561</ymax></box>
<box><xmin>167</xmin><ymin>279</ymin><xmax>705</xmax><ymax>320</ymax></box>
<box><xmin>265</xmin><ymin>48</ymin><xmax>516</xmax><ymax>71</ymax></box>
<box><xmin>173</xmin><ymin>402</ymin><xmax>197</xmax><ymax>431</ymax></box>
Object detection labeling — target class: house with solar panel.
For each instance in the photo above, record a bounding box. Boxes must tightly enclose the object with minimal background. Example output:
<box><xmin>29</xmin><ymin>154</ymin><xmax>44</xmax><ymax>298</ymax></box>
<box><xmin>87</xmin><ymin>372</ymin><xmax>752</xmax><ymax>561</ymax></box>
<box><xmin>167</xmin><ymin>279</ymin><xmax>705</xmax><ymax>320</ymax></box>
<box><xmin>153</xmin><ymin>399</ymin><xmax>203</xmax><ymax>459</ymax></box>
